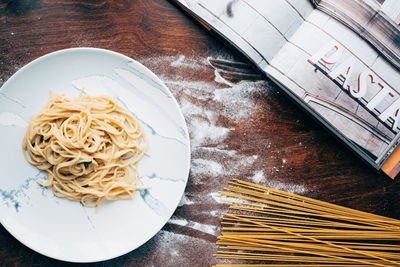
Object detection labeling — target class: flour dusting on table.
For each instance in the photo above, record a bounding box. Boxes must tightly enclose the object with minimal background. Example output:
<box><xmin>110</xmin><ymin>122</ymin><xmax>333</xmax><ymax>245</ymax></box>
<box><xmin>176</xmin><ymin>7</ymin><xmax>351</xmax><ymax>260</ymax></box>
<box><xmin>153</xmin><ymin>230</ymin><xmax>215</xmax><ymax>265</ymax></box>
<box><xmin>138</xmin><ymin>54</ymin><xmax>306</xmax><ymax>190</ymax></box>
<box><xmin>137</xmin><ymin>54</ymin><xmax>307</xmax><ymax>264</ymax></box>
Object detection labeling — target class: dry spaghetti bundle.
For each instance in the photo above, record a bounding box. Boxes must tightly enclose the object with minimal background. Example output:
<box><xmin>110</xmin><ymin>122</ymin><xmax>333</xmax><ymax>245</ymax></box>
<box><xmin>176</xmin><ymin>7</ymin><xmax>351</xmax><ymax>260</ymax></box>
<box><xmin>215</xmin><ymin>179</ymin><xmax>400</xmax><ymax>266</ymax></box>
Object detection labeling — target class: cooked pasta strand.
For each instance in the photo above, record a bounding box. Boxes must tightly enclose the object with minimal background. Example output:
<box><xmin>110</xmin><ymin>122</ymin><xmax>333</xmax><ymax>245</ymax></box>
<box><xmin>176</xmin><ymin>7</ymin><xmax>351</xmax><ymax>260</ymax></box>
<box><xmin>23</xmin><ymin>91</ymin><xmax>148</xmax><ymax>208</ymax></box>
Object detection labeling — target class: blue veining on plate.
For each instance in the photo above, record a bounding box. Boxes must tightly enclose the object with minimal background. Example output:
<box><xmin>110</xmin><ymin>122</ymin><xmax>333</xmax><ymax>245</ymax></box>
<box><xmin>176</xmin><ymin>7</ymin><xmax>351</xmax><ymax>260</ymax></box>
<box><xmin>113</xmin><ymin>94</ymin><xmax>185</xmax><ymax>145</ymax></box>
<box><xmin>114</xmin><ymin>69</ymin><xmax>187</xmax><ymax>139</ymax></box>
<box><xmin>1</xmin><ymin>76</ymin><xmax>188</xmax><ymax>215</ymax></box>
<box><xmin>0</xmin><ymin>171</ymin><xmax>47</xmax><ymax>211</ymax></box>
<box><xmin>71</xmin><ymin>75</ymin><xmax>188</xmax><ymax>144</ymax></box>
<box><xmin>145</xmin><ymin>173</ymin><xmax>186</xmax><ymax>183</ymax></box>
<box><xmin>134</xmin><ymin>115</ymin><xmax>187</xmax><ymax>146</ymax></box>
<box><xmin>125</xmin><ymin>61</ymin><xmax>171</xmax><ymax>98</ymax></box>
<box><xmin>139</xmin><ymin>188</ymin><xmax>170</xmax><ymax>219</ymax></box>
<box><xmin>80</xmin><ymin>203</ymin><xmax>95</xmax><ymax>229</ymax></box>
<box><xmin>71</xmin><ymin>74</ymin><xmax>188</xmax><ymax>219</ymax></box>
<box><xmin>0</xmin><ymin>188</ymin><xmax>21</xmax><ymax>212</ymax></box>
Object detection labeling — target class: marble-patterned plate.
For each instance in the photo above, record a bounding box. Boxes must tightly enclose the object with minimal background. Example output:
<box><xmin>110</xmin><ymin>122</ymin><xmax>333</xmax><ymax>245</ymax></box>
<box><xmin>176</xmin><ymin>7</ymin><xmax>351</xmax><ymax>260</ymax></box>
<box><xmin>0</xmin><ymin>48</ymin><xmax>190</xmax><ymax>262</ymax></box>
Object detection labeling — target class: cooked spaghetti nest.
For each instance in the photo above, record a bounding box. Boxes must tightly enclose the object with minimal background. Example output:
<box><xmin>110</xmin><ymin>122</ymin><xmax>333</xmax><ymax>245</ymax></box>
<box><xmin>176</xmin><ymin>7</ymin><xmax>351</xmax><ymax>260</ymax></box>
<box><xmin>22</xmin><ymin>91</ymin><xmax>148</xmax><ymax>208</ymax></box>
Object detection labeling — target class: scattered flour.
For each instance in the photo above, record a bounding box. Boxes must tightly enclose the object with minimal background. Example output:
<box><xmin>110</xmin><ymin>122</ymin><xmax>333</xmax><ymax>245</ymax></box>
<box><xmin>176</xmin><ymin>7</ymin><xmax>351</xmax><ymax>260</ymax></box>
<box><xmin>196</xmin><ymin>146</ymin><xmax>238</xmax><ymax>157</ymax></box>
<box><xmin>191</xmin><ymin>159</ymin><xmax>225</xmax><ymax>177</ymax></box>
<box><xmin>170</xmin><ymin>55</ymin><xmax>186</xmax><ymax>67</ymax></box>
<box><xmin>265</xmin><ymin>180</ymin><xmax>306</xmax><ymax>194</ymax></box>
<box><xmin>168</xmin><ymin>218</ymin><xmax>188</xmax><ymax>226</ymax></box>
<box><xmin>211</xmin><ymin>191</ymin><xmax>252</xmax><ymax>205</ymax></box>
<box><xmin>139</xmin><ymin>55</ymin><xmax>267</xmax><ymax>184</ymax></box>
<box><xmin>163</xmin><ymin>79</ymin><xmax>215</xmax><ymax>95</ymax></box>
<box><xmin>137</xmin><ymin>54</ymin><xmax>306</xmax><ymax>198</ymax></box>
<box><xmin>128</xmin><ymin>54</ymin><xmax>308</xmax><ymax>265</ymax></box>
<box><xmin>209</xmin><ymin>210</ymin><xmax>221</xmax><ymax>217</ymax></box>
<box><xmin>251</xmin><ymin>170</ymin><xmax>265</xmax><ymax>183</ymax></box>
<box><xmin>209</xmin><ymin>192</ymin><xmax>224</xmax><ymax>204</ymax></box>
<box><xmin>187</xmin><ymin>117</ymin><xmax>232</xmax><ymax>148</ymax></box>
<box><xmin>212</xmin><ymin>80</ymin><xmax>268</xmax><ymax>121</ymax></box>
<box><xmin>153</xmin><ymin>230</ymin><xmax>215</xmax><ymax>265</ymax></box>
<box><xmin>169</xmin><ymin>249</ymin><xmax>179</xmax><ymax>257</ymax></box>
<box><xmin>178</xmin><ymin>194</ymin><xmax>194</xmax><ymax>207</ymax></box>
<box><xmin>170</xmin><ymin>55</ymin><xmax>204</xmax><ymax>70</ymax></box>
<box><xmin>168</xmin><ymin>216</ymin><xmax>218</xmax><ymax>236</ymax></box>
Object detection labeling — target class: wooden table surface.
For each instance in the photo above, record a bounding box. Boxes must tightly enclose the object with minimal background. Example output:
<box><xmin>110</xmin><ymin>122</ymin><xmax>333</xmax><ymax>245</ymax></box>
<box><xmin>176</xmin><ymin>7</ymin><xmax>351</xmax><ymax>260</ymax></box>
<box><xmin>0</xmin><ymin>0</ymin><xmax>399</xmax><ymax>266</ymax></box>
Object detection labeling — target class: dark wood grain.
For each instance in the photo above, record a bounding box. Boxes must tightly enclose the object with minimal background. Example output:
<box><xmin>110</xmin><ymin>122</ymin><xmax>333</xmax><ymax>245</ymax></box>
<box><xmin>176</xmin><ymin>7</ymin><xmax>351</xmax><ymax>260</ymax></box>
<box><xmin>0</xmin><ymin>0</ymin><xmax>399</xmax><ymax>266</ymax></box>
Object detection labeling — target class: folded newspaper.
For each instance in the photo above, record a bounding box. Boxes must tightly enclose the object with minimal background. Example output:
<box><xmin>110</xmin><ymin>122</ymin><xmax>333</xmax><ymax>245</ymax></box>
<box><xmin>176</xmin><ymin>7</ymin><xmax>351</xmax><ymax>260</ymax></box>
<box><xmin>172</xmin><ymin>0</ymin><xmax>400</xmax><ymax>178</ymax></box>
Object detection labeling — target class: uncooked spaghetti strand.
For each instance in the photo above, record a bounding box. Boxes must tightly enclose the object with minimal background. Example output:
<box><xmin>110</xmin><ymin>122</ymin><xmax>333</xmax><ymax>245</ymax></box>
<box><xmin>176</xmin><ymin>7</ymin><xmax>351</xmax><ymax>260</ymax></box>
<box><xmin>220</xmin><ymin>230</ymin><xmax>400</xmax><ymax>241</ymax></box>
<box><xmin>217</xmin><ymin>243</ymin><xmax>400</xmax><ymax>259</ymax></box>
<box><xmin>220</xmin><ymin>191</ymin><xmax>393</xmax><ymax>229</ymax></box>
<box><xmin>218</xmin><ymin>232</ymin><xmax>400</xmax><ymax>258</ymax></box>
<box><xmin>216</xmin><ymin>233</ymin><xmax>384</xmax><ymax>266</ymax></box>
<box><xmin>222</xmin><ymin>205</ymin><xmax>392</xmax><ymax>231</ymax></box>
<box><xmin>215</xmin><ymin>265</ymin><xmax>367</xmax><ymax>267</ymax></box>
<box><xmin>229</xmin><ymin>179</ymin><xmax>400</xmax><ymax>225</ymax></box>
<box><xmin>214</xmin><ymin>250</ymin><xmax>392</xmax><ymax>264</ymax></box>
<box><xmin>223</xmin><ymin>185</ymin><xmax>391</xmax><ymax>225</ymax></box>
<box><xmin>224</xmin><ymin>213</ymin><xmax>400</xmax><ymax>266</ymax></box>
<box><xmin>228</xmin><ymin>179</ymin><xmax>394</xmax><ymax>224</ymax></box>
<box><xmin>217</xmin><ymin>238</ymin><xmax>400</xmax><ymax>260</ymax></box>
<box><xmin>220</xmin><ymin>188</ymin><xmax>399</xmax><ymax>229</ymax></box>
<box><xmin>221</xmin><ymin>222</ymin><xmax>400</xmax><ymax>239</ymax></box>
<box><xmin>215</xmin><ymin>180</ymin><xmax>400</xmax><ymax>266</ymax></box>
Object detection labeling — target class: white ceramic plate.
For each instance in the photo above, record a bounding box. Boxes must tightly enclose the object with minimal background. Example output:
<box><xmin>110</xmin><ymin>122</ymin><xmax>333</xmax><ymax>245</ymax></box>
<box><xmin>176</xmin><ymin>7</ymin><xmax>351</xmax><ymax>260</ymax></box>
<box><xmin>0</xmin><ymin>48</ymin><xmax>190</xmax><ymax>262</ymax></box>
